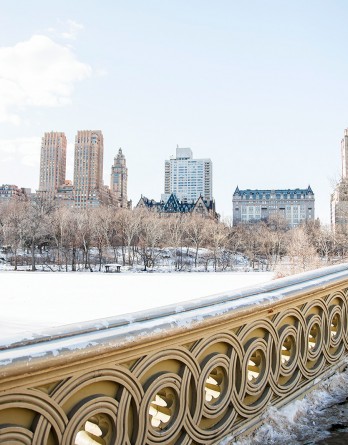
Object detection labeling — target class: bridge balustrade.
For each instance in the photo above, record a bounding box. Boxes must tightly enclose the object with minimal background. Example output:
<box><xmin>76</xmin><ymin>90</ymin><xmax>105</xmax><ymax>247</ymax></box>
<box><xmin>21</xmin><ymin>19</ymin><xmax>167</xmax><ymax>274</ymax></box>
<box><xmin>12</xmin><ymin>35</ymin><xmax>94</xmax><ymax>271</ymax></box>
<box><xmin>1</xmin><ymin>264</ymin><xmax>348</xmax><ymax>444</ymax></box>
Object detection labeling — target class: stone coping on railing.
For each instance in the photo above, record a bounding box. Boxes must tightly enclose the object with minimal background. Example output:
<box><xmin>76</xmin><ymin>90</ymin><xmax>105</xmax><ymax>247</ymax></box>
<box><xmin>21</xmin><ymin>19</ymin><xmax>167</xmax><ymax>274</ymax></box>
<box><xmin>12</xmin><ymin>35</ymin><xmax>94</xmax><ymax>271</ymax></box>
<box><xmin>1</xmin><ymin>263</ymin><xmax>348</xmax><ymax>380</ymax></box>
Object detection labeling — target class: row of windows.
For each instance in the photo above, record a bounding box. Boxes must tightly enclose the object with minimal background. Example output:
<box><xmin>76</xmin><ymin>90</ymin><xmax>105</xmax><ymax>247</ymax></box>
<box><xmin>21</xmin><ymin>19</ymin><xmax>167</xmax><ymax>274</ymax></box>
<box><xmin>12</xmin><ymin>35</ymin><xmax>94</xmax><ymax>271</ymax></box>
<box><xmin>238</xmin><ymin>193</ymin><xmax>312</xmax><ymax>200</ymax></box>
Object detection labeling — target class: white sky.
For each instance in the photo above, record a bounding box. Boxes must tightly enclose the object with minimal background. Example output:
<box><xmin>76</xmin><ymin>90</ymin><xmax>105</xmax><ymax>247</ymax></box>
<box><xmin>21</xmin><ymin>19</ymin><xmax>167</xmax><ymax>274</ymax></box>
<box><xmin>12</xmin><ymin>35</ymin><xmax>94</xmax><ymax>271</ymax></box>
<box><xmin>0</xmin><ymin>1</ymin><xmax>347</xmax><ymax>223</ymax></box>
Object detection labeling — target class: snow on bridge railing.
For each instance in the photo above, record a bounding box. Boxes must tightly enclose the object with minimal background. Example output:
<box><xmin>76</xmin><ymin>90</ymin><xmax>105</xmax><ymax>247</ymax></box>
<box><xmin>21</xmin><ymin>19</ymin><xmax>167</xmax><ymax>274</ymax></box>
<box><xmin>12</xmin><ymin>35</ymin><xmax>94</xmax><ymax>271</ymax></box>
<box><xmin>1</xmin><ymin>263</ymin><xmax>348</xmax><ymax>444</ymax></box>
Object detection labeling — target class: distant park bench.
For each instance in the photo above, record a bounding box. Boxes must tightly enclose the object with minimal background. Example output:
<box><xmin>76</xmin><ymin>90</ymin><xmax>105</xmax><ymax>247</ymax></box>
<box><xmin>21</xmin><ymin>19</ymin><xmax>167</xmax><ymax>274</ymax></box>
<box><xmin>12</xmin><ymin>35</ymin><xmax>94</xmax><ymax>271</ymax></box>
<box><xmin>104</xmin><ymin>264</ymin><xmax>121</xmax><ymax>273</ymax></box>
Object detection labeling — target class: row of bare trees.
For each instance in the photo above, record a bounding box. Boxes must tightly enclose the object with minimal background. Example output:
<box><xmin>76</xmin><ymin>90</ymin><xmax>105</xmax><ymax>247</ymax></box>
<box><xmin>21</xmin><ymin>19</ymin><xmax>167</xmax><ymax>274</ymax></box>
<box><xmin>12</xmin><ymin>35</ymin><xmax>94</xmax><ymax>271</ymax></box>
<box><xmin>0</xmin><ymin>197</ymin><xmax>346</xmax><ymax>274</ymax></box>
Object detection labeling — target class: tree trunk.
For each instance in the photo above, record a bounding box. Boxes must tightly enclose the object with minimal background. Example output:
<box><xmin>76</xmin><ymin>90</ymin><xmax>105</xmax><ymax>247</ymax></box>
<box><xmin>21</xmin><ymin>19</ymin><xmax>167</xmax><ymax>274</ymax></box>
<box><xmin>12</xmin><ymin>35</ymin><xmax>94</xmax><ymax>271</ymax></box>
<box><xmin>98</xmin><ymin>247</ymin><xmax>102</xmax><ymax>271</ymax></box>
<box><xmin>113</xmin><ymin>247</ymin><xmax>118</xmax><ymax>263</ymax></box>
<box><xmin>14</xmin><ymin>247</ymin><xmax>18</xmax><ymax>271</ymax></box>
<box><xmin>195</xmin><ymin>245</ymin><xmax>199</xmax><ymax>268</ymax></box>
<box><xmin>121</xmin><ymin>245</ymin><xmax>126</xmax><ymax>266</ymax></box>
<box><xmin>127</xmin><ymin>245</ymin><xmax>133</xmax><ymax>266</ymax></box>
<box><xmin>72</xmin><ymin>247</ymin><xmax>76</xmax><ymax>271</ymax></box>
<box><xmin>31</xmin><ymin>240</ymin><xmax>36</xmax><ymax>271</ymax></box>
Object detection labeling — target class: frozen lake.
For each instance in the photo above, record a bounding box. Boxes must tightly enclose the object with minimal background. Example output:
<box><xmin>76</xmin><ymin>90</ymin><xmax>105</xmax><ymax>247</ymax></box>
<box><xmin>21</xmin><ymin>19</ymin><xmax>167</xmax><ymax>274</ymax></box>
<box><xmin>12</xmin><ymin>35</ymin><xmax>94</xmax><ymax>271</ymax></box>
<box><xmin>0</xmin><ymin>271</ymin><xmax>274</xmax><ymax>341</ymax></box>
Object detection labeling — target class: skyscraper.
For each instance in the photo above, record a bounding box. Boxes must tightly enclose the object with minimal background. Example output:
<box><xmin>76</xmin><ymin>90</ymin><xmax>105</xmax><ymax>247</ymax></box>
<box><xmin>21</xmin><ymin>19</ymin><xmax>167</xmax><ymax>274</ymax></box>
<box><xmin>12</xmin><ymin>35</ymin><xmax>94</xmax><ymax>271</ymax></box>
<box><xmin>73</xmin><ymin>130</ymin><xmax>104</xmax><ymax>208</ymax></box>
<box><xmin>331</xmin><ymin>129</ymin><xmax>348</xmax><ymax>225</ymax></box>
<box><xmin>39</xmin><ymin>132</ymin><xmax>67</xmax><ymax>197</ymax></box>
<box><xmin>163</xmin><ymin>146</ymin><xmax>213</xmax><ymax>202</ymax></box>
<box><xmin>110</xmin><ymin>148</ymin><xmax>128</xmax><ymax>208</ymax></box>
<box><xmin>342</xmin><ymin>129</ymin><xmax>348</xmax><ymax>180</ymax></box>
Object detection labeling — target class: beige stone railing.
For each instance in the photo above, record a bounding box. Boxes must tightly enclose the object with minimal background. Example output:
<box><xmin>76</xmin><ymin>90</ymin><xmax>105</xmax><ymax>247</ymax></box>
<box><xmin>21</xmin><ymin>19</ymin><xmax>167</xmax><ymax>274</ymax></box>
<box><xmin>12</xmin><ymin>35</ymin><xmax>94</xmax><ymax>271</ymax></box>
<box><xmin>1</xmin><ymin>264</ymin><xmax>348</xmax><ymax>444</ymax></box>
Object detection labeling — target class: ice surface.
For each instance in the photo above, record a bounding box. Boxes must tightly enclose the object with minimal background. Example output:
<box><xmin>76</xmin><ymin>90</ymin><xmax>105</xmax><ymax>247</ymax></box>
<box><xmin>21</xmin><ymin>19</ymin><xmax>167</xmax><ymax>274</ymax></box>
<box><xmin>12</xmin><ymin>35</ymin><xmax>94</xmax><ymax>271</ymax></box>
<box><xmin>0</xmin><ymin>271</ymin><xmax>273</xmax><ymax>341</ymax></box>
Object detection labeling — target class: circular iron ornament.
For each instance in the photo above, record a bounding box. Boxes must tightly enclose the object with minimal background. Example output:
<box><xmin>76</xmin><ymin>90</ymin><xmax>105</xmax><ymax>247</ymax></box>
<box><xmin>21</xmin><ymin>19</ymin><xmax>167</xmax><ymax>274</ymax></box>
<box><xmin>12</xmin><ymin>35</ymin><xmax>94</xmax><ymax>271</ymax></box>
<box><xmin>0</xmin><ymin>390</ymin><xmax>67</xmax><ymax>445</ymax></box>
<box><xmin>0</xmin><ymin>426</ymin><xmax>34</xmax><ymax>445</ymax></box>
<box><xmin>34</xmin><ymin>368</ymin><xmax>143</xmax><ymax>445</ymax></box>
<box><xmin>139</xmin><ymin>373</ymin><xmax>185</xmax><ymax>445</ymax></box>
<box><xmin>198</xmin><ymin>355</ymin><xmax>237</xmax><ymax>436</ymax></box>
<box><xmin>202</xmin><ymin>360</ymin><xmax>229</xmax><ymax>410</ymax></box>
<box><xmin>329</xmin><ymin>310</ymin><xmax>343</xmax><ymax>345</ymax></box>
<box><xmin>235</xmin><ymin>339</ymin><xmax>273</xmax><ymax>417</ymax></box>
<box><xmin>306</xmin><ymin>317</ymin><xmax>323</xmax><ymax>359</ymax></box>
<box><xmin>62</xmin><ymin>396</ymin><xmax>117</xmax><ymax>445</ymax></box>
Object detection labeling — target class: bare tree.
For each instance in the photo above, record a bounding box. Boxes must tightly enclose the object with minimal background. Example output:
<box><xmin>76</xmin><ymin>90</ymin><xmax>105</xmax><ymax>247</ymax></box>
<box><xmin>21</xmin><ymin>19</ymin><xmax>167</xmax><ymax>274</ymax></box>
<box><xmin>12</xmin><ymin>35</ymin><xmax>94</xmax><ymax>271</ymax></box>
<box><xmin>136</xmin><ymin>211</ymin><xmax>164</xmax><ymax>271</ymax></box>
<box><xmin>62</xmin><ymin>210</ymin><xmax>81</xmax><ymax>271</ymax></box>
<box><xmin>186</xmin><ymin>214</ymin><xmax>208</xmax><ymax>268</ymax></box>
<box><xmin>204</xmin><ymin>219</ymin><xmax>229</xmax><ymax>271</ymax></box>
<box><xmin>277</xmin><ymin>226</ymin><xmax>320</xmax><ymax>276</ymax></box>
<box><xmin>90</xmin><ymin>207</ymin><xmax>115</xmax><ymax>271</ymax></box>
<box><xmin>48</xmin><ymin>205</ymin><xmax>72</xmax><ymax>270</ymax></box>
<box><xmin>307</xmin><ymin>222</ymin><xmax>335</xmax><ymax>264</ymax></box>
<box><xmin>266</xmin><ymin>214</ymin><xmax>288</xmax><ymax>267</ymax></box>
<box><xmin>164</xmin><ymin>214</ymin><xmax>191</xmax><ymax>270</ymax></box>
<box><xmin>116</xmin><ymin>208</ymin><xmax>142</xmax><ymax>266</ymax></box>
<box><xmin>2</xmin><ymin>199</ymin><xmax>26</xmax><ymax>270</ymax></box>
<box><xmin>22</xmin><ymin>197</ymin><xmax>55</xmax><ymax>271</ymax></box>
<box><xmin>75</xmin><ymin>209</ymin><xmax>93</xmax><ymax>271</ymax></box>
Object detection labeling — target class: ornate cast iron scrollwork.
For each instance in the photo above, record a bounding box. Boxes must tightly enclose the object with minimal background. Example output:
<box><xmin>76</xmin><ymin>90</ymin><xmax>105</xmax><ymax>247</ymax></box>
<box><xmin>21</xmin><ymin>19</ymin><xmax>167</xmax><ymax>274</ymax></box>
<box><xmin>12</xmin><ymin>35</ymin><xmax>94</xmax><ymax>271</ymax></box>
<box><xmin>1</xmin><ymin>285</ymin><xmax>348</xmax><ymax>444</ymax></box>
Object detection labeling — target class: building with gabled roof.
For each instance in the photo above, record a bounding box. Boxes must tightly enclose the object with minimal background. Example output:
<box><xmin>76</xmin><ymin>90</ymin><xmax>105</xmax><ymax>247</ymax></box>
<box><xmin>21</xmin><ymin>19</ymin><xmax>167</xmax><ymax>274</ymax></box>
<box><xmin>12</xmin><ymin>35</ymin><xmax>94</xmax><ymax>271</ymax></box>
<box><xmin>136</xmin><ymin>193</ymin><xmax>218</xmax><ymax>219</ymax></box>
<box><xmin>232</xmin><ymin>186</ymin><xmax>315</xmax><ymax>227</ymax></box>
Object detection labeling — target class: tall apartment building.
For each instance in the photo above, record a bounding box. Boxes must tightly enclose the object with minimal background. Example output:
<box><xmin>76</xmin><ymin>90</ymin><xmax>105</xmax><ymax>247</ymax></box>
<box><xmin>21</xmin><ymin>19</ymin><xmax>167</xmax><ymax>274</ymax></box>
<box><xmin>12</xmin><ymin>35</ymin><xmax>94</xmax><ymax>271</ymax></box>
<box><xmin>73</xmin><ymin>130</ymin><xmax>105</xmax><ymax>208</ymax></box>
<box><xmin>110</xmin><ymin>148</ymin><xmax>128</xmax><ymax>208</ymax></box>
<box><xmin>331</xmin><ymin>129</ymin><xmax>348</xmax><ymax>225</ymax></box>
<box><xmin>341</xmin><ymin>129</ymin><xmax>348</xmax><ymax>180</ymax></box>
<box><xmin>163</xmin><ymin>146</ymin><xmax>212</xmax><ymax>202</ymax></box>
<box><xmin>233</xmin><ymin>186</ymin><xmax>315</xmax><ymax>227</ymax></box>
<box><xmin>38</xmin><ymin>132</ymin><xmax>67</xmax><ymax>197</ymax></box>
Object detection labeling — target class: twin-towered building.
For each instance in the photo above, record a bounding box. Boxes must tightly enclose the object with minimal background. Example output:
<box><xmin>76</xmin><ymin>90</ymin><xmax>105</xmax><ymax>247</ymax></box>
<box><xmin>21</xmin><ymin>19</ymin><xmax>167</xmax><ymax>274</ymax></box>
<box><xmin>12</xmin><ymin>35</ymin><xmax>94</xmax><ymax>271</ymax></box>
<box><xmin>38</xmin><ymin>131</ymin><xmax>129</xmax><ymax>208</ymax></box>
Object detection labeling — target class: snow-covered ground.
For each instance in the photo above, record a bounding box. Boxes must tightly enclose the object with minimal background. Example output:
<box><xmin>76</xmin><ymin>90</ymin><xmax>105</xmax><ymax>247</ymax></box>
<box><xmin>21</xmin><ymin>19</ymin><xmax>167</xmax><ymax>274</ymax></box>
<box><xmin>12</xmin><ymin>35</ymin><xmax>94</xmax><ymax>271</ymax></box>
<box><xmin>221</xmin><ymin>360</ymin><xmax>348</xmax><ymax>445</ymax></box>
<box><xmin>0</xmin><ymin>271</ymin><xmax>274</xmax><ymax>341</ymax></box>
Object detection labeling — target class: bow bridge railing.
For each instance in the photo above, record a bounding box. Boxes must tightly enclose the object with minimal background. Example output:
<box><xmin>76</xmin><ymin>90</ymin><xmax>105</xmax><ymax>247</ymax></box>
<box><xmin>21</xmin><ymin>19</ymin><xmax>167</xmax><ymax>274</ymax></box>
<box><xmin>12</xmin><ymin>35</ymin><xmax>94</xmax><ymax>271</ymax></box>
<box><xmin>1</xmin><ymin>264</ymin><xmax>348</xmax><ymax>444</ymax></box>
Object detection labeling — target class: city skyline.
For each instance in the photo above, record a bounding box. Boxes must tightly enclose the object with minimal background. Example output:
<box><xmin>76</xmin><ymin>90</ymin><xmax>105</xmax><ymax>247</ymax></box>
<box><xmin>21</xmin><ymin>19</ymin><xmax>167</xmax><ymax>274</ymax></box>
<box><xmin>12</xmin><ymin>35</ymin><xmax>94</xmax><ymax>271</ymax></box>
<box><xmin>1</xmin><ymin>1</ymin><xmax>348</xmax><ymax>222</ymax></box>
